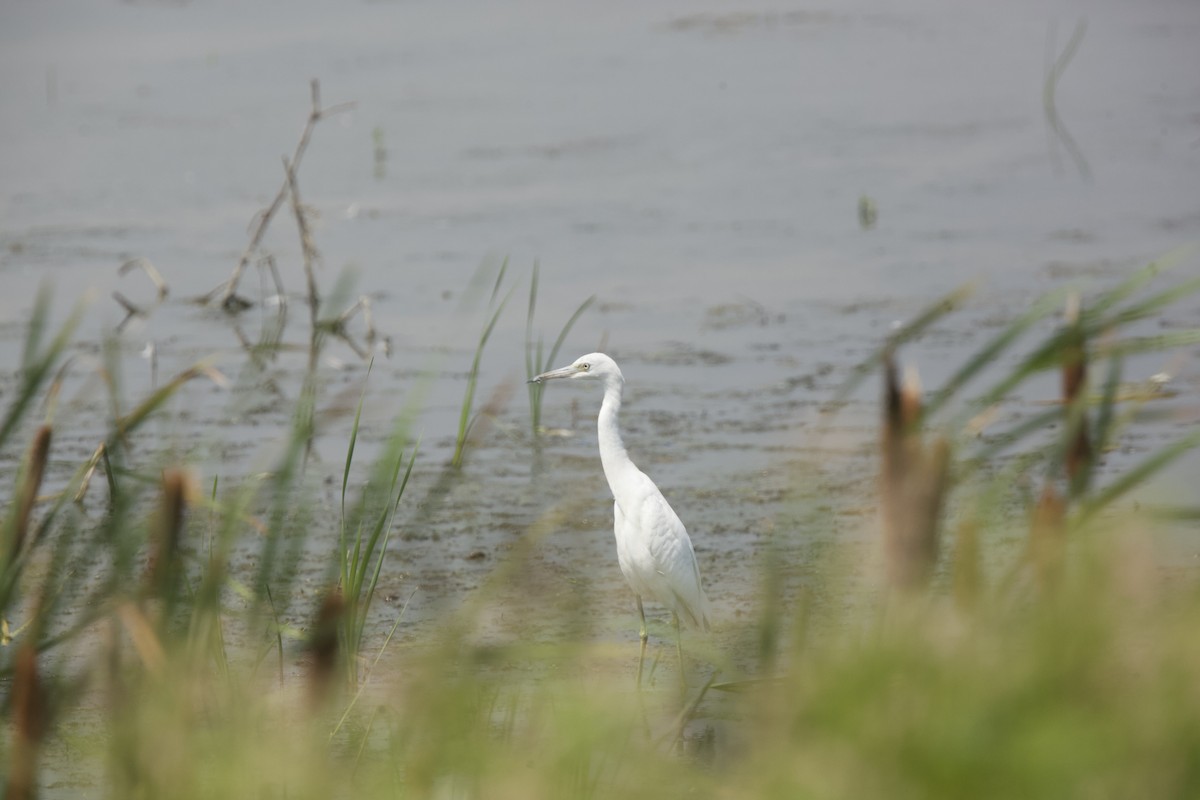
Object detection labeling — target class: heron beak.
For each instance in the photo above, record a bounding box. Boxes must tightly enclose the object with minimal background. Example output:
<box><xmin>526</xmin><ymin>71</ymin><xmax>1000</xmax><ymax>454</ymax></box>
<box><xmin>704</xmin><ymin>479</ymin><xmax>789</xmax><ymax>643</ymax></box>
<box><xmin>529</xmin><ymin>364</ymin><xmax>578</xmax><ymax>384</ymax></box>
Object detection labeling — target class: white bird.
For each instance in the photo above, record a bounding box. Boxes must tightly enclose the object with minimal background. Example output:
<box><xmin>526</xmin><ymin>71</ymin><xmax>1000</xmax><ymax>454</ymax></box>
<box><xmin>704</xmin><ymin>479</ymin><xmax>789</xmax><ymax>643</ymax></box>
<box><xmin>531</xmin><ymin>352</ymin><xmax>710</xmax><ymax>689</ymax></box>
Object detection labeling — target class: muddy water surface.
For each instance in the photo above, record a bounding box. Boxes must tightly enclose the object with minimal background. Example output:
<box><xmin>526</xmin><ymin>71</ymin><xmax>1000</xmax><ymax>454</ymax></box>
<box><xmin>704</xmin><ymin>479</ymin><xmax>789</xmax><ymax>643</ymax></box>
<box><xmin>2</xmin><ymin>0</ymin><xmax>1199</xmax><ymax>664</ymax></box>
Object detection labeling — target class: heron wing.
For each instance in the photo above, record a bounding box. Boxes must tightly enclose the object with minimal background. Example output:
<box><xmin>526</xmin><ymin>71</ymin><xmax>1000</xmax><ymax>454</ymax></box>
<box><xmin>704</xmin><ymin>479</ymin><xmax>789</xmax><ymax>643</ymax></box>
<box><xmin>632</xmin><ymin>479</ymin><xmax>710</xmax><ymax>631</ymax></box>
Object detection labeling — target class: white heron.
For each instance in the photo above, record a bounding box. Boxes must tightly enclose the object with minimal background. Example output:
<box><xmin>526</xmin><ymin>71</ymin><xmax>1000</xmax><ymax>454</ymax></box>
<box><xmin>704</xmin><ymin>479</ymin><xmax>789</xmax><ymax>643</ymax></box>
<box><xmin>530</xmin><ymin>352</ymin><xmax>711</xmax><ymax>689</ymax></box>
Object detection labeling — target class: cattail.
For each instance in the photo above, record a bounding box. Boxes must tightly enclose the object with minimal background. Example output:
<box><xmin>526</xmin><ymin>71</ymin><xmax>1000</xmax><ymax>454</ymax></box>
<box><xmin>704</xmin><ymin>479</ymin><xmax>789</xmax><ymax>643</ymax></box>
<box><xmin>9</xmin><ymin>425</ymin><xmax>51</xmax><ymax>560</ymax></box>
<box><xmin>308</xmin><ymin>585</ymin><xmax>345</xmax><ymax>708</ymax></box>
<box><xmin>1061</xmin><ymin>293</ymin><xmax>1092</xmax><ymax>491</ymax></box>
<box><xmin>881</xmin><ymin>354</ymin><xmax>951</xmax><ymax>592</ymax></box>
<box><xmin>1028</xmin><ymin>483</ymin><xmax>1067</xmax><ymax>591</ymax></box>
<box><xmin>7</xmin><ymin>643</ymin><xmax>47</xmax><ymax>800</ymax></box>
<box><xmin>146</xmin><ymin>469</ymin><xmax>193</xmax><ymax>598</ymax></box>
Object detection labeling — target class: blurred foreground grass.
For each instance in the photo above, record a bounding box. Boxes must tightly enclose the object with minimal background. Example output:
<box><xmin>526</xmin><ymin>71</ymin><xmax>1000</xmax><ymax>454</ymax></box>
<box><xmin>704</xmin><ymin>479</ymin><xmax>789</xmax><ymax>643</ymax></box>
<box><xmin>2</xmin><ymin>258</ymin><xmax>1200</xmax><ymax>799</ymax></box>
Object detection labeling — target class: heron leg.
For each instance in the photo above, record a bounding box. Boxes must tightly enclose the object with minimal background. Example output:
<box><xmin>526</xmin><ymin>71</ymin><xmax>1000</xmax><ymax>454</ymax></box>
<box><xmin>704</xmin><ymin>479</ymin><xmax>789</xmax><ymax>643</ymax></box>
<box><xmin>636</xmin><ymin>596</ymin><xmax>648</xmax><ymax>690</ymax></box>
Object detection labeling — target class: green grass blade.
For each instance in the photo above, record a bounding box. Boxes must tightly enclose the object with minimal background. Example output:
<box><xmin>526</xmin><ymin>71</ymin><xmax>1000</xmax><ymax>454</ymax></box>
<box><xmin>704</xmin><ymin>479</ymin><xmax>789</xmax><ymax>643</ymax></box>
<box><xmin>1146</xmin><ymin>505</ymin><xmax>1200</xmax><ymax>521</ymax></box>
<box><xmin>489</xmin><ymin>256</ymin><xmax>510</xmax><ymax>307</ymax></box>
<box><xmin>963</xmin><ymin>404</ymin><xmax>1064</xmax><ymax>466</ymax></box>
<box><xmin>113</xmin><ymin>364</ymin><xmax>227</xmax><ymax>441</ymax></box>
<box><xmin>827</xmin><ymin>283</ymin><xmax>974</xmax><ymax>411</ymax></box>
<box><xmin>927</xmin><ymin>289</ymin><xmax>1065</xmax><ymax>419</ymax></box>
<box><xmin>948</xmin><ymin>268</ymin><xmax>1198</xmax><ymax>423</ymax></box>
<box><xmin>1075</xmin><ymin>426</ymin><xmax>1200</xmax><ymax>526</ymax></box>
<box><xmin>1089</xmin><ymin>354</ymin><xmax>1122</xmax><ymax>485</ymax></box>
<box><xmin>344</xmin><ymin>360</ymin><xmax>373</xmax><ymax>512</ymax></box>
<box><xmin>524</xmin><ymin>263</ymin><xmax>541</xmax><ymax>433</ymax></box>
<box><xmin>1102</xmin><ymin>330</ymin><xmax>1200</xmax><ymax>359</ymax></box>
<box><xmin>0</xmin><ymin>292</ymin><xmax>88</xmax><ymax>451</ymax></box>
<box><xmin>546</xmin><ymin>295</ymin><xmax>596</xmax><ymax>372</ymax></box>
<box><xmin>453</xmin><ymin>284</ymin><xmax>515</xmax><ymax>467</ymax></box>
<box><xmin>342</xmin><ymin>359</ymin><xmax>373</xmax><ymax>578</ymax></box>
<box><xmin>1079</xmin><ymin>254</ymin><xmax>1176</xmax><ymax>321</ymax></box>
<box><xmin>362</xmin><ymin>445</ymin><xmax>418</xmax><ymax>626</ymax></box>
<box><xmin>966</xmin><ymin>326</ymin><xmax>1082</xmax><ymax>414</ymax></box>
<box><xmin>526</xmin><ymin>292</ymin><xmax>595</xmax><ymax>436</ymax></box>
<box><xmin>330</xmin><ymin>586</ymin><xmax>416</xmax><ymax>740</ymax></box>
<box><xmin>531</xmin><ymin>336</ymin><xmax>546</xmax><ymax>433</ymax></box>
<box><xmin>1096</xmin><ymin>275</ymin><xmax>1200</xmax><ymax>332</ymax></box>
<box><xmin>250</xmin><ymin>374</ymin><xmax>317</xmax><ymax>612</ymax></box>
<box><xmin>20</xmin><ymin>283</ymin><xmax>52</xmax><ymax>371</ymax></box>
<box><xmin>525</xmin><ymin>261</ymin><xmax>539</xmax><ymax>376</ymax></box>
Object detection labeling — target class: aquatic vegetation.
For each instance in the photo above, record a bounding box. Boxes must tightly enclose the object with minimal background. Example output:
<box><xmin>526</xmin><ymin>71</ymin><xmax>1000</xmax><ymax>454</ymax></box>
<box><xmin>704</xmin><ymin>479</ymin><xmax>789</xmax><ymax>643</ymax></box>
<box><xmin>1</xmin><ymin>259</ymin><xmax>1198</xmax><ymax>798</ymax></box>
<box><xmin>452</xmin><ymin>257</ymin><xmax>516</xmax><ymax>469</ymax></box>
<box><xmin>336</xmin><ymin>361</ymin><xmax>418</xmax><ymax>686</ymax></box>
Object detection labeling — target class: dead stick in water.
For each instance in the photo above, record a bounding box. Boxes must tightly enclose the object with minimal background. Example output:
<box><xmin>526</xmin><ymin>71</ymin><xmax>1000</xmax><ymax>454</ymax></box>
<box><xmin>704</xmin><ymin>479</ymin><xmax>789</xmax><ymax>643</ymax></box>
<box><xmin>114</xmin><ymin>258</ymin><xmax>170</xmax><ymax>332</ymax></box>
<box><xmin>284</xmin><ymin>155</ymin><xmax>322</xmax><ymax>331</ymax></box>
<box><xmin>205</xmin><ymin>79</ymin><xmax>354</xmax><ymax>310</ymax></box>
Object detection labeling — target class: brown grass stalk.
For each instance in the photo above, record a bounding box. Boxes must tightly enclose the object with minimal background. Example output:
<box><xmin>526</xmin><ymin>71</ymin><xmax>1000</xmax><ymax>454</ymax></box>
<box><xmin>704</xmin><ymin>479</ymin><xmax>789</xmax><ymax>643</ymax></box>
<box><xmin>880</xmin><ymin>354</ymin><xmax>950</xmax><ymax>592</ymax></box>
<box><xmin>9</xmin><ymin>425</ymin><xmax>51</xmax><ymax>560</ymax></box>
<box><xmin>146</xmin><ymin>469</ymin><xmax>192</xmax><ymax>599</ymax></box>
<box><xmin>308</xmin><ymin>585</ymin><xmax>345</xmax><ymax>709</ymax></box>
<box><xmin>1062</xmin><ymin>294</ymin><xmax>1092</xmax><ymax>488</ymax></box>
<box><xmin>6</xmin><ymin>643</ymin><xmax>47</xmax><ymax>800</ymax></box>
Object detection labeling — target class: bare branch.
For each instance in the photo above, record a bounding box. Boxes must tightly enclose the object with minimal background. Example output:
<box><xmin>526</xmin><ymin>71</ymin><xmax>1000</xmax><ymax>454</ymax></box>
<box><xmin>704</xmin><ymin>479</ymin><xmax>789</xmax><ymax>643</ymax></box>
<box><xmin>204</xmin><ymin>79</ymin><xmax>354</xmax><ymax>311</ymax></box>
<box><xmin>119</xmin><ymin>258</ymin><xmax>169</xmax><ymax>299</ymax></box>
<box><xmin>284</xmin><ymin>156</ymin><xmax>322</xmax><ymax>329</ymax></box>
<box><xmin>115</xmin><ymin>258</ymin><xmax>170</xmax><ymax>331</ymax></box>
<box><xmin>113</xmin><ymin>292</ymin><xmax>144</xmax><ymax>333</ymax></box>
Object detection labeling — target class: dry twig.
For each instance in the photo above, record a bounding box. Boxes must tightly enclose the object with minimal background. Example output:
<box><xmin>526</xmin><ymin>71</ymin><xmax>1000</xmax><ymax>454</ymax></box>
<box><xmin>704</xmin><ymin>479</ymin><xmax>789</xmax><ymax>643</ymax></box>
<box><xmin>114</xmin><ymin>258</ymin><xmax>170</xmax><ymax>332</ymax></box>
<box><xmin>284</xmin><ymin>155</ymin><xmax>322</xmax><ymax>329</ymax></box>
<box><xmin>203</xmin><ymin>79</ymin><xmax>355</xmax><ymax>311</ymax></box>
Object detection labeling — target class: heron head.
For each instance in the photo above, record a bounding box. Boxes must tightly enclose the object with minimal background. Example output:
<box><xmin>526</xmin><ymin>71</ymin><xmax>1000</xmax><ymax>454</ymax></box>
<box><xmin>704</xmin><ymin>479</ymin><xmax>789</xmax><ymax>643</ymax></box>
<box><xmin>529</xmin><ymin>352</ymin><xmax>622</xmax><ymax>385</ymax></box>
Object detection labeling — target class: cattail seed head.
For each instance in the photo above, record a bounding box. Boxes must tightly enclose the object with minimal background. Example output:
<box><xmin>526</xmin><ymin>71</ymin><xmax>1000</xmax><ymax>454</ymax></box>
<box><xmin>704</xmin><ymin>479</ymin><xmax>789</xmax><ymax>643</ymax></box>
<box><xmin>881</xmin><ymin>354</ymin><xmax>949</xmax><ymax>592</ymax></box>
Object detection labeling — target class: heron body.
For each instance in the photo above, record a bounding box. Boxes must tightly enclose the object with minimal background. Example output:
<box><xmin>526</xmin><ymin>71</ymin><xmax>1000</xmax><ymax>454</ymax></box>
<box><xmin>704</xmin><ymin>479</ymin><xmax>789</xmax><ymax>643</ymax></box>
<box><xmin>532</xmin><ymin>353</ymin><xmax>711</xmax><ymax>673</ymax></box>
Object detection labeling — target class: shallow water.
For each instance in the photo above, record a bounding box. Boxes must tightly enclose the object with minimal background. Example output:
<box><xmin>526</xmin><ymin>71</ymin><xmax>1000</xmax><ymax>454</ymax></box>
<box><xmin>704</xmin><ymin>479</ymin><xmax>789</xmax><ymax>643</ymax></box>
<box><xmin>1</xmin><ymin>0</ymin><xmax>1199</xmax><ymax>658</ymax></box>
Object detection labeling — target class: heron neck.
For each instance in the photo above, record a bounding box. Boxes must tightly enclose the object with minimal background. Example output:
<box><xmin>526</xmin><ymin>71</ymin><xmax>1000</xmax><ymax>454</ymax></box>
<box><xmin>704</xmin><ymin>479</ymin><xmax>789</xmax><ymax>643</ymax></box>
<box><xmin>597</xmin><ymin>375</ymin><xmax>634</xmax><ymax>490</ymax></box>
